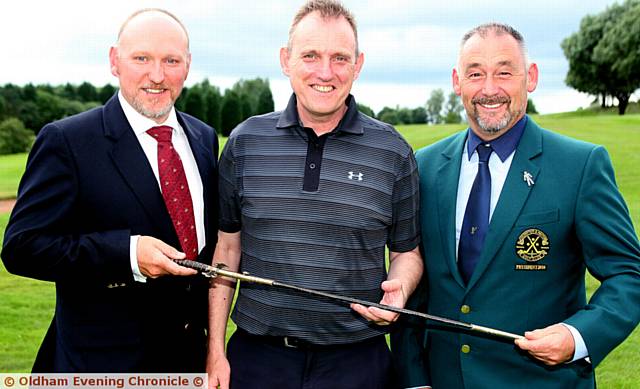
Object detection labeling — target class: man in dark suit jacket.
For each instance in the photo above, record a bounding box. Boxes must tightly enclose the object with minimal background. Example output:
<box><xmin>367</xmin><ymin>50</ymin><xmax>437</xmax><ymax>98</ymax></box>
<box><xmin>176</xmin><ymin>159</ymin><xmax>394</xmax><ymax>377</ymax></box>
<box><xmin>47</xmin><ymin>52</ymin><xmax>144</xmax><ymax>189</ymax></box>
<box><xmin>1</xmin><ymin>9</ymin><xmax>217</xmax><ymax>372</ymax></box>
<box><xmin>392</xmin><ymin>23</ymin><xmax>640</xmax><ymax>388</ymax></box>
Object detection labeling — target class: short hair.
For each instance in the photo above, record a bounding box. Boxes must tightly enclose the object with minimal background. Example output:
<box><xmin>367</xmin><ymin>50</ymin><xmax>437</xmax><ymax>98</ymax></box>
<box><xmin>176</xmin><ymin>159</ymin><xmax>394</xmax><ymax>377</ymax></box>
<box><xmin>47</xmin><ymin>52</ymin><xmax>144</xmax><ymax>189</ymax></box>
<box><xmin>288</xmin><ymin>0</ymin><xmax>359</xmax><ymax>56</ymax></box>
<box><xmin>117</xmin><ymin>8</ymin><xmax>190</xmax><ymax>49</ymax></box>
<box><xmin>460</xmin><ymin>22</ymin><xmax>529</xmax><ymax>65</ymax></box>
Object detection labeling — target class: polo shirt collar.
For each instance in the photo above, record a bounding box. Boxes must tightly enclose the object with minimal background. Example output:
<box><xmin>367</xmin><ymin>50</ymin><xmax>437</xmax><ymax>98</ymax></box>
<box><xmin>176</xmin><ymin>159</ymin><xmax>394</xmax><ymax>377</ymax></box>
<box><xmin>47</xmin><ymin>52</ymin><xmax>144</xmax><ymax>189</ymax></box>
<box><xmin>466</xmin><ymin>115</ymin><xmax>527</xmax><ymax>162</ymax></box>
<box><xmin>276</xmin><ymin>93</ymin><xmax>364</xmax><ymax>135</ymax></box>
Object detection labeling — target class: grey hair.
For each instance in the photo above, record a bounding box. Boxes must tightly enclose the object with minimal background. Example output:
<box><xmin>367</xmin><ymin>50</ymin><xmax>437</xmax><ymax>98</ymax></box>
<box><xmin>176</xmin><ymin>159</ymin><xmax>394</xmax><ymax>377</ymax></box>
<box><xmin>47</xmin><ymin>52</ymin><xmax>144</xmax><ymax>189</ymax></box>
<box><xmin>458</xmin><ymin>22</ymin><xmax>530</xmax><ymax>68</ymax></box>
<box><xmin>287</xmin><ymin>0</ymin><xmax>359</xmax><ymax>56</ymax></box>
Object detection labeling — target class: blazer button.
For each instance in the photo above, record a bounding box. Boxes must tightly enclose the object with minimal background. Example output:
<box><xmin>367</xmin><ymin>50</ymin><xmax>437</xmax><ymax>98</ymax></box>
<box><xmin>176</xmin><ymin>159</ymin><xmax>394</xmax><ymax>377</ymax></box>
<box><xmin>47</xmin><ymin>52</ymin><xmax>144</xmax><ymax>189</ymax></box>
<box><xmin>184</xmin><ymin>323</ymin><xmax>190</xmax><ymax>330</ymax></box>
<box><xmin>460</xmin><ymin>305</ymin><xmax>471</xmax><ymax>314</ymax></box>
<box><xmin>461</xmin><ymin>344</ymin><xmax>471</xmax><ymax>354</ymax></box>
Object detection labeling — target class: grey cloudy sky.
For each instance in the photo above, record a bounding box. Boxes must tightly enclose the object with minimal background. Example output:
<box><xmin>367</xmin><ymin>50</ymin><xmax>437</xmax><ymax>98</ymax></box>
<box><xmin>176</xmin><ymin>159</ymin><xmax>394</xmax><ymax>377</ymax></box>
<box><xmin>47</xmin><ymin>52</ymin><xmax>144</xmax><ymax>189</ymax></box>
<box><xmin>1</xmin><ymin>0</ymin><xmax>626</xmax><ymax>114</ymax></box>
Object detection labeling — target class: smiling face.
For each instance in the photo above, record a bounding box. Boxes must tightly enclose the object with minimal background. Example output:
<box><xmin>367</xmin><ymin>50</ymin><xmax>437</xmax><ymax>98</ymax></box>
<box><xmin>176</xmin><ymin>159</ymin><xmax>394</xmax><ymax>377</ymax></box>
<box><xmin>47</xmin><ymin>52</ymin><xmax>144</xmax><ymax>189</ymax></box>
<box><xmin>280</xmin><ymin>12</ymin><xmax>364</xmax><ymax>132</ymax></box>
<box><xmin>453</xmin><ymin>30</ymin><xmax>538</xmax><ymax>140</ymax></box>
<box><xmin>109</xmin><ymin>11</ymin><xmax>190</xmax><ymax>123</ymax></box>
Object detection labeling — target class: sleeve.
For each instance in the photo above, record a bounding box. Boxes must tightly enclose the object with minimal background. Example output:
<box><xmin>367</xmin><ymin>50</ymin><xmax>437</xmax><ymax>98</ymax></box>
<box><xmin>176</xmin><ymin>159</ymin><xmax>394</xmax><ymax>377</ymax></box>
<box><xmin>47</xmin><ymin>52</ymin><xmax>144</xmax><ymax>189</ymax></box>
<box><xmin>1</xmin><ymin>123</ymin><xmax>132</xmax><ymax>283</ymax></box>
<box><xmin>218</xmin><ymin>135</ymin><xmax>242</xmax><ymax>233</ymax></box>
<box><xmin>388</xmin><ymin>148</ymin><xmax>421</xmax><ymax>252</ymax></box>
<box><xmin>563</xmin><ymin>146</ymin><xmax>640</xmax><ymax>366</ymax></box>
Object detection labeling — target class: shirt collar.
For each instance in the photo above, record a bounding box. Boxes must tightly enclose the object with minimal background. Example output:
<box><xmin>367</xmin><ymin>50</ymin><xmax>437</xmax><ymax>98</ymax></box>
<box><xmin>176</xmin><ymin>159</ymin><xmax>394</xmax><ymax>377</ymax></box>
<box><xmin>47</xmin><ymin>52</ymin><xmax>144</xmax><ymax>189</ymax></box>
<box><xmin>118</xmin><ymin>91</ymin><xmax>181</xmax><ymax>136</ymax></box>
<box><xmin>276</xmin><ymin>93</ymin><xmax>363</xmax><ymax>135</ymax></box>
<box><xmin>466</xmin><ymin>115</ymin><xmax>527</xmax><ymax>162</ymax></box>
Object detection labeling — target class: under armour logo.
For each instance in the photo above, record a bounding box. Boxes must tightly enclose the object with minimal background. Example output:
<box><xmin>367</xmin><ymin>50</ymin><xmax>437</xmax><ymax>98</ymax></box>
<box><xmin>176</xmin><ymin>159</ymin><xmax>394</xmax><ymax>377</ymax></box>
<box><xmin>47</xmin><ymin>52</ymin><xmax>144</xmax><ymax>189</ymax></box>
<box><xmin>348</xmin><ymin>171</ymin><xmax>364</xmax><ymax>181</ymax></box>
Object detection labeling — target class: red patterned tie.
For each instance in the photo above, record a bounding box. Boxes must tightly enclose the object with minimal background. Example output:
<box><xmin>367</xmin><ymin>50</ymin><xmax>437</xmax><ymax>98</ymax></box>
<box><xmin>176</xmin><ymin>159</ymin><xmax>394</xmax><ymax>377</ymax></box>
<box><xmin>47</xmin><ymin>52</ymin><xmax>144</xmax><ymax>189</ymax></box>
<box><xmin>147</xmin><ymin>126</ymin><xmax>198</xmax><ymax>260</ymax></box>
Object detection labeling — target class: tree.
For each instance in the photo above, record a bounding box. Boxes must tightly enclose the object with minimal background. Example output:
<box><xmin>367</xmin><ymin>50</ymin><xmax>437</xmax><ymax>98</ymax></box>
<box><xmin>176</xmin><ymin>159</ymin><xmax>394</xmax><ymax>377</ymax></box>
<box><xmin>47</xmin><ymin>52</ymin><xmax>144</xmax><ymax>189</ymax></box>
<box><xmin>443</xmin><ymin>91</ymin><xmax>463</xmax><ymax>124</ymax></box>
<box><xmin>561</xmin><ymin>1</ymin><xmax>639</xmax><ymax>115</ymax></box>
<box><xmin>411</xmin><ymin>107</ymin><xmax>427</xmax><ymax>124</ymax></box>
<box><xmin>377</xmin><ymin>106</ymin><xmax>399</xmax><ymax>125</ymax></box>
<box><xmin>255</xmin><ymin>87</ymin><xmax>274</xmax><ymax>115</ymax></box>
<box><xmin>526</xmin><ymin>98</ymin><xmax>539</xmax><ymax>114</ymax></box>
<box><xmin>231</xmin><ymin>78</ymin><xmax>273</xmax><ymax>119</ymax></box>
<box><xmin>204</xmin><ymin>83</ymin><xmax>222</xmax><ymax>132</ymax></box>
<box><xmin>220</xmin><ymin>90</ymin><xmax>243</xmax><ymax>136</ymax></box>
<box><xmin>593</xmin><ymin>0</ymin><xmax>640</xmax><ymax>115</ymax></box>
<box><xmin>426</xmin><ymin>89</ymin><xmax>444</xmax><ymax>124</ymax></box>
<box><xmin>0</xmin><ymin>117</ymin><xmax>34</xmax><ymax>154</ymax></box>
<box><xmin>184</xmin><ymin>85</ymin><xmax>207</xmax><ymax>121</ymax></box>
<box><xmin>396</xmin><ymin>107</ymin><xmax>412</xmax><ymax>124</ymax></box>
<box><xmin>357</xmin><ymin>103</ymin><xmax>375</xmax><ymax>118</ymax></box>
<box><xmin>77</xmin><ymin>81</ymin><xmax>98</xmax><ymax>102</ymax></box>
<box><xmin>99</xmin><ymin>84</ymin><xmax>117</xmax><ymax>104</ymax></box>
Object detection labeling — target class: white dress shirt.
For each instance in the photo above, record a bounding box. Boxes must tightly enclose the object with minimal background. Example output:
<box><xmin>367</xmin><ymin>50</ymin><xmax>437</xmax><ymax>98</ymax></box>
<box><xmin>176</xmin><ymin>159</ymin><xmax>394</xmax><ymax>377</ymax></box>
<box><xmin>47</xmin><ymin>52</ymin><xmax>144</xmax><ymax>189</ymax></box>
<box><xmin>455</xmin><ymin>134</ymin><xmax>588</xmax><ymax>363</ymax></box>
<box><xmin>118</xmin><ymin>92</ymin><xmax>205</xmax><ymax>282</ymax></box>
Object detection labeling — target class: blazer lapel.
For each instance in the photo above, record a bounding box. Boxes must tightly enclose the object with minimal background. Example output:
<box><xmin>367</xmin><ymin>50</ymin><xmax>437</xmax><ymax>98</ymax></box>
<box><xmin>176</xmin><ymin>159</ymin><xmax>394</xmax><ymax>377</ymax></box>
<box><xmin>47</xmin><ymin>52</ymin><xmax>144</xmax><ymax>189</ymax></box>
<box><xmin>103</xmin><ymin>96</ymin><xmax>173</xmax><ymax>230</ymax></box>
<box><xmin>436</xmin><ymin>132</ymin><xmax>468</xmax><ymax>288</ymax></box>
<box><xmin>178</xmin><ymin>113</ymin><xmax>215</xmax><ymax>239</ymax></box>
<box><xmin>466</xmin><ymin>119</ymin><xmax>543</xmax><ymax>291</ymax></box>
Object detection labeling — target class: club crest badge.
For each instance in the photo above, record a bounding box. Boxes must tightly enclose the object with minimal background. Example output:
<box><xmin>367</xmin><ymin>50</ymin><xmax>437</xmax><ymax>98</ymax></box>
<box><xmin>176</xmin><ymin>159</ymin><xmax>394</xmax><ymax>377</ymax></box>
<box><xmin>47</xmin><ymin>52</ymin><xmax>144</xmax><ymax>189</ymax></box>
<box><xmin>515</xmin><ymin>228</ymin><xmax>550</xmax><ymax>270</ymax></box>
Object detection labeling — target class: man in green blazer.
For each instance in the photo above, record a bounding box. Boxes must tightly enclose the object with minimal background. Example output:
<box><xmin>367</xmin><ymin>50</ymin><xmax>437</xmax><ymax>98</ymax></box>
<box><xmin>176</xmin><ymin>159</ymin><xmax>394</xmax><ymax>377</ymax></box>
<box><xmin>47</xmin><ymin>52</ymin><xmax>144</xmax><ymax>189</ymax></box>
<box><xmin>392</xmin><ymin>23</ymin><xmax>640</xmax><ymax>388</ymax></box>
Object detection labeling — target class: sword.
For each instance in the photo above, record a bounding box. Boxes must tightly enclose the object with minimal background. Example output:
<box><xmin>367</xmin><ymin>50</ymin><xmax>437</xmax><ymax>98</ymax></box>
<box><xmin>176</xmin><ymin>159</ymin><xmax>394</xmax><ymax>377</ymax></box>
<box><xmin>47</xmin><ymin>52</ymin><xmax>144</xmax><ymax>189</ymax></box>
<box><xmin>175</xmin><ymin>259</ymin><xmax>523</xmax><ymax>341</ymax></box>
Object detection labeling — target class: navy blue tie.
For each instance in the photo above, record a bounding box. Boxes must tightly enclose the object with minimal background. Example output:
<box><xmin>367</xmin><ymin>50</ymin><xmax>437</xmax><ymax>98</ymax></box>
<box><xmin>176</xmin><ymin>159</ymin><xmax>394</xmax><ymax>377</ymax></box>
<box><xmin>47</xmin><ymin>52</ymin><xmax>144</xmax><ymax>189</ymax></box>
<box><xmin>458</xmin><ymin>143</ymin><xmax>493</xmax><ymax>284</ymax></box>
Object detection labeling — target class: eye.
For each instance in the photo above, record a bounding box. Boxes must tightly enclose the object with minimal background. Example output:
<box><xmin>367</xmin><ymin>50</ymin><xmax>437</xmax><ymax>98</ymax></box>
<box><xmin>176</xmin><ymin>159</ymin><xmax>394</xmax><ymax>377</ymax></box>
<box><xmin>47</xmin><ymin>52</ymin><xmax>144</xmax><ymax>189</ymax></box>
<box><xmin>302</xmin><ymin>53</ymin><xmax>317</xmax><ymax>60</ymax></box>
<box><xmin>133</xmin><ymin>56</ymin><xmax>148</xmax><ymax>63</ymax></box>
<box><xmin>467</xmin><ymin>72</ymin><xmax>483</xmax><ymax>80</ymax></box>
<box><xmin>166</xmin><ymin>58</ymin><xmax>180</xmax><ymax>65</ymax></box>
<box><xmin>333</xmin><ymin>55</ymin><xmax>349</xmax><ymax>63</ymax></box>
<box><xmin>497</xmin><ymin>71</ymin><xmax>513</xmax><ymax>78</ymax></box>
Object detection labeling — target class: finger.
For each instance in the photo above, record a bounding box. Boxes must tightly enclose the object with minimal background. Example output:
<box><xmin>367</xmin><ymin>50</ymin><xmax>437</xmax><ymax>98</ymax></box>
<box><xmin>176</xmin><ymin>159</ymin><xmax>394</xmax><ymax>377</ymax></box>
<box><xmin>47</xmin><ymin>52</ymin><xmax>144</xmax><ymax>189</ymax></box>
<box><xmin>380</xmin><ymin>279</ymin><xmax>402</xmax><ymax>293</ymax></box>
<box><xmin>164</xmin><ymin>258</ymin><xmax>198</xmax><ymax>276</ymax></box>
<box><xmin>155</xmin><ymin>239</ymin><xmax>187</xmax><ymax>259</ymax></box>
<box><xmin>368</xmin><ymin>306</ymin><xmax>400</xmax><ymax>322</ymax></box>
<box><xmin>350</xmin><ymin>303</ymin><xmax>378</xmax><ymax>322</ymax></box>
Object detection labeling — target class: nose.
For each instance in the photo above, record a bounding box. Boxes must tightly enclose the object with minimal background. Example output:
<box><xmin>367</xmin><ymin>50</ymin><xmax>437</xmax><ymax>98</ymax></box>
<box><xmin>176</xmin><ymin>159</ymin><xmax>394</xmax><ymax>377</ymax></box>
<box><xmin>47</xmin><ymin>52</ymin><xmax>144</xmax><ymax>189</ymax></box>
<box><xmin>148</xmin><ymin>61</ymin><xmax>165</xmax><ymax>84</ymax></box>
<box><xmin>481</xmin><ymin>74</ymin><xmax>500</xmax><ymax>96</ymax></box>
<box><xmin>316</xmin><ymin>57</ymin><xmax>333</xmax><ymax>81</ymax></box>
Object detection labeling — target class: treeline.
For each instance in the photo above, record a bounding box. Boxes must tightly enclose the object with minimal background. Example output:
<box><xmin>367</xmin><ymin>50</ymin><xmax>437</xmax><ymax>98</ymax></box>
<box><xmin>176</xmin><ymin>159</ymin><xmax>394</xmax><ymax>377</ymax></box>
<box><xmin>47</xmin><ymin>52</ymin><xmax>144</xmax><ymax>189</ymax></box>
<box><xmin>360</xmin><ymin>89</ymin><xmax>465</xmax><ymax>126</ymax></box>
<box><xmin>0</xmin><ymin>78</ymin><xmax>274</xmax><ymax>154</ymax></box>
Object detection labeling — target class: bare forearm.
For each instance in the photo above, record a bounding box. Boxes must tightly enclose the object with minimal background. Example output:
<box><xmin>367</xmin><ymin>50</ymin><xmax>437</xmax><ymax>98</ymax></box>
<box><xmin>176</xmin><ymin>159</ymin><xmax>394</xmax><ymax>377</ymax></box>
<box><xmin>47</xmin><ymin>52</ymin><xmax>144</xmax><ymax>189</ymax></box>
<box><xmin>388</xmin><ymin>247</ymin><xmax>423</xmax><ymax>300</ymax></box>
<box><xmin>207</xmin><ymin>231</ymin><xmax>242</xmax><ymax>354</ymax></box>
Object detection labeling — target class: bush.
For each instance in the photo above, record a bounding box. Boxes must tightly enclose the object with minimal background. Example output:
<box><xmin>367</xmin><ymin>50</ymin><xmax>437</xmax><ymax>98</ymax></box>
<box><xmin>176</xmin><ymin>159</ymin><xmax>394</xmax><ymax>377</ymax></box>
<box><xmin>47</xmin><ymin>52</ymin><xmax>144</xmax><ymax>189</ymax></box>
<box><xmin>0</xmin><ymin>117</ymin><xmax>34</xmax><ymax>154</ymax></box>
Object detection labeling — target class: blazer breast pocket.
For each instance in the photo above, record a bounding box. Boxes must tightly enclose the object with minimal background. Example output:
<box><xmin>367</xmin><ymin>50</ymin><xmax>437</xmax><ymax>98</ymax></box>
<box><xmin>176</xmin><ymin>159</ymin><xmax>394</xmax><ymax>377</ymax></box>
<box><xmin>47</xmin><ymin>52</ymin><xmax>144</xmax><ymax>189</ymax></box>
<box><xmin>515</xmin><ymin>208</ymin><xmax>559</xmax><ymax>227</ymax></box>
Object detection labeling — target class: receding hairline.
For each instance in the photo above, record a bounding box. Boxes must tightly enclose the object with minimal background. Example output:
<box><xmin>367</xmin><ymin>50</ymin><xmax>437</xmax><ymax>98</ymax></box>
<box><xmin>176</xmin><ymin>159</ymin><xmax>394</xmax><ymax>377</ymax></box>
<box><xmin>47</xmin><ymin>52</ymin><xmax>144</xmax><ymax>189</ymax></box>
<box><xmin>116</xmin><ymin>8</ymin><xmax>190</xmax><ymax>49</ymax></box>
<box><xmin>287</xmin><ymin>0</ymin><xmax>359</xmax><ymax>56</ymax></box>
<box><xmin>457</xmin><ymin>22</ymin><xmax>530</xmax><ymax>71</ymax></box>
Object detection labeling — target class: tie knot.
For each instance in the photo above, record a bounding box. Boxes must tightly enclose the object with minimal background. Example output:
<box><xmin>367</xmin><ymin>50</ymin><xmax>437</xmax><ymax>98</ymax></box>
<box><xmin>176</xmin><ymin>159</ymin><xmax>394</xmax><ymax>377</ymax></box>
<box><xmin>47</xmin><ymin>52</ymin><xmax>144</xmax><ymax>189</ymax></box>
<box><xmin>476</xmin><ymin>143</ymin><xmax>493</xmax><ymax>163</ymax></box>
<box><xmin>147</xmin><ymin>126</ymin><xmax>173</xmax><ymax>143</ymax></box>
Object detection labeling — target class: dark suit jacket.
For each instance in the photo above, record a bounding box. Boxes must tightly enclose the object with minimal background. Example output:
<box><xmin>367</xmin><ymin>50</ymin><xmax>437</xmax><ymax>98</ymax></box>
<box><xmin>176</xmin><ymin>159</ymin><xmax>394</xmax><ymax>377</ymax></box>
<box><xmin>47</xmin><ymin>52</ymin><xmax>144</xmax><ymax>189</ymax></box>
<box><xmin>1</xmin><ymin>95</ymin><xmax>218</xmax><ymax>372</ymax></box>
<box><xmin>392</xmin><ymin>117</ymin><xmax>640</xmax><ymax>388</ymax></box>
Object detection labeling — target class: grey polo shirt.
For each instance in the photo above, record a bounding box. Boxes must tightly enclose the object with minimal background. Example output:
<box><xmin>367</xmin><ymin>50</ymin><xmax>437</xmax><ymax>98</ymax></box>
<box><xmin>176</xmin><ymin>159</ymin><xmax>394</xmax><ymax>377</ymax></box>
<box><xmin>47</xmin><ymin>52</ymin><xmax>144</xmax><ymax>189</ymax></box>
<box><xmin>219</xmin><ymin>93</ymin><xmax>420</xmax><ymax>345</ymax></box>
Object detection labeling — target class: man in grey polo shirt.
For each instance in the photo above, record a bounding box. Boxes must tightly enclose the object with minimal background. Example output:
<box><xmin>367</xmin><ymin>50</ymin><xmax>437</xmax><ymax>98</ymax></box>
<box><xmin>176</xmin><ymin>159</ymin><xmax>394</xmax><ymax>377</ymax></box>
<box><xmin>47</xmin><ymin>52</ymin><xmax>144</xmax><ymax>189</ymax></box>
<box><xmin>206</xmin><ymin>1</ymin><xmax>423</xmax><ymax>388</ymax></box>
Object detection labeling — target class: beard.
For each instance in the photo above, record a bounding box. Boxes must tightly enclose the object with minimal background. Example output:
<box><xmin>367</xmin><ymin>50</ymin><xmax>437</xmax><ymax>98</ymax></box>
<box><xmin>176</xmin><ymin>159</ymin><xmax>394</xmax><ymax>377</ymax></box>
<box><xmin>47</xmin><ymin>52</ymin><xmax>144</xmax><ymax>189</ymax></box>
<box><xmin>471</xmin><ymin>95</ymin><xmax>520</xmax><ymax>135</ymax></box>
<box><xmin>131</xmin><ymin>98</ymin><xmax>174</xmax><ymax>120</ymax></box>
<box><xmin>129</xmin><ymin>84</ymin><xmax>176</xmax><ymax>120</ymax></box>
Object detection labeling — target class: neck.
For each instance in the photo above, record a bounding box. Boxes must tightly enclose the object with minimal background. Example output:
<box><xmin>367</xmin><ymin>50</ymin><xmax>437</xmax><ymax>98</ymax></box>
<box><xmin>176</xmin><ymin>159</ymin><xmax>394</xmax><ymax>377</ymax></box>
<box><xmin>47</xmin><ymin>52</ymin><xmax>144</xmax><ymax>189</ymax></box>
<box><xmin>297</xmin><ymin>105</ymin><xmax>347</xmax><ymax>136</ymax></box>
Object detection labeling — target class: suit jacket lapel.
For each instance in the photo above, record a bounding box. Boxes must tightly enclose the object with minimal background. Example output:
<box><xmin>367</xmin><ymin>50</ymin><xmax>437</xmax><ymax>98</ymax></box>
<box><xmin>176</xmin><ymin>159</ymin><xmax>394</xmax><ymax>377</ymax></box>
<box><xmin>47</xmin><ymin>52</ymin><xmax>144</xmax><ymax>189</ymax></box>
<box><xmin>436</xmin><ymin>132</ymin><xmax>468</xmax><ymax>288</ymax></box>
<box><xmin>178</xmin><ymin>113</ymin><xmax>215</xmax><ymax>240</ymax></box>
<box><xmin>466</xmin><ymin>119</ymin><xmax>543</xmax><ymax>291</ymax></box>
<box><xmin>103</xmin><ymin>96</ymin><xmax>173</xmax><ymax>230</ymax></box>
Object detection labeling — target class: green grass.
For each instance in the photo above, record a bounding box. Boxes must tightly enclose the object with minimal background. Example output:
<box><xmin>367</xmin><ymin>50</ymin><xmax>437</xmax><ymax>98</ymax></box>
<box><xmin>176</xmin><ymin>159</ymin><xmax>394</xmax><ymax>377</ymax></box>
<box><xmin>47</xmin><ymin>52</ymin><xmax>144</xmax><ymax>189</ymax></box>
<box><xmin>0</xmin><ymin>154</ymin><xmax>27</xmax><ymax>199</ymax></box>
<box><xmin>0</xmin><ymin>115</ymin><xmax>639</xmax><ymax>384</ymax></box>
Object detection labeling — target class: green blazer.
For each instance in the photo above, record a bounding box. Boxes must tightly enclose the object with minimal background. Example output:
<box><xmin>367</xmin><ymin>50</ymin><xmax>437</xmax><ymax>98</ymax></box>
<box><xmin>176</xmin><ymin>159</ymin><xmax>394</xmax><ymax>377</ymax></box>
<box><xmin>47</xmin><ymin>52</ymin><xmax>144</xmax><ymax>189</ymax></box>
<box><xmin>391</xmin><ymin>117</ymin><xmax>640</xmax><ymax>389</ymax></box>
